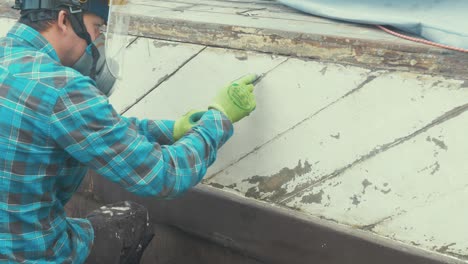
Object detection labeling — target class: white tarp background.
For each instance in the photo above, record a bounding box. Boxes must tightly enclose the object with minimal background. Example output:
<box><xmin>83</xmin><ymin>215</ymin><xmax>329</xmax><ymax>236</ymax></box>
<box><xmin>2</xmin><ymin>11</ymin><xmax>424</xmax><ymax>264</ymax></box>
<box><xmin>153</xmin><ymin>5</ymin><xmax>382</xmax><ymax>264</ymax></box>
<box><xmin>278</xmin><ymin>0</ymin><xmax>468</xmax><ymax>49</ymax></box>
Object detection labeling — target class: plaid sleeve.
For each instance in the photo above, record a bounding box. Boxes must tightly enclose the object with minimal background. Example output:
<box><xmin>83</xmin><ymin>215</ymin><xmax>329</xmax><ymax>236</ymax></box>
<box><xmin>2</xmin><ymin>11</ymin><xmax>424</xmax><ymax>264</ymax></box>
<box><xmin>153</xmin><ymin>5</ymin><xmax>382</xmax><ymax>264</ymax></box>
<box><xmin>121</xmin><ymin>116</ymin><xmax>175</xmax><ymax>145</ymax></box>
<box><xmin>49</xmin><ymin>78</ymin><xmax>233</xmax><ymax>198</ymax></box>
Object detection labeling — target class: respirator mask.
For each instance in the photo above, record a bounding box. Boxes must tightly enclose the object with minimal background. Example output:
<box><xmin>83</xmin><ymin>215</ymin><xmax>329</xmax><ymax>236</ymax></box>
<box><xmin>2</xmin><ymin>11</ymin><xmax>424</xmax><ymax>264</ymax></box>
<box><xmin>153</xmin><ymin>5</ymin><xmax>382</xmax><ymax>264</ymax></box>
<box><xmin>73</xmin><ymin>34</ymin><xmax>118</xmax><ymax>97</ymax></box>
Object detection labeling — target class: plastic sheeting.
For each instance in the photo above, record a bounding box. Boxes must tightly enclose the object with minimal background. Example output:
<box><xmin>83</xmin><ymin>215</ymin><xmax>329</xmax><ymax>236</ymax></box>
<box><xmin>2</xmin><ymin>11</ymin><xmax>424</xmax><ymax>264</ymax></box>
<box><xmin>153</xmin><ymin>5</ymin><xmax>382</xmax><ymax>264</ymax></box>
<box><xmin>278</xmin><ymin>0</ymin><xmax>468</xmax><ymax>49</ymax></box>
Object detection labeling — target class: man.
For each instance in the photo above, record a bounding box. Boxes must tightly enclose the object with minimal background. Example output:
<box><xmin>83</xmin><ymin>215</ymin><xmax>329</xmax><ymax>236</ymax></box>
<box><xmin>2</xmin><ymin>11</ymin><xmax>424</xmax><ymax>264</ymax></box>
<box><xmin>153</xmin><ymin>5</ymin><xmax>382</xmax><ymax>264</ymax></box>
<box><xmin>0</xmin><ymin>0</ymin><xmax>258</xmax><ymax>263</ymax></box>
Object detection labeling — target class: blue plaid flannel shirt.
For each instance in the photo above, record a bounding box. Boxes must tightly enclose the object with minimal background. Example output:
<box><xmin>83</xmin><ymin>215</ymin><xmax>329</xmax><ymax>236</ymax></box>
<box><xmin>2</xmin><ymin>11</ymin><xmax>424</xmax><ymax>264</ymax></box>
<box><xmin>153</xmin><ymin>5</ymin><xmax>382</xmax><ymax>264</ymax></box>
<box><xmin>0</xmin><ymin>23</ymin><xmax>233</xmax><ymax>263</ymax></box>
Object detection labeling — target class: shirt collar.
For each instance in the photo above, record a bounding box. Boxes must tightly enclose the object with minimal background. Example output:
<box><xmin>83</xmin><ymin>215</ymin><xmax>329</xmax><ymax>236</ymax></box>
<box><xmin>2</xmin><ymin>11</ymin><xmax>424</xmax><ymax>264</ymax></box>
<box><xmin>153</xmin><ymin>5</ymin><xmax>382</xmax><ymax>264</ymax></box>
<box><xmin>7</xmin><ymin>23</ymin><xmax>60</xmax><ymax>62</ymax></box>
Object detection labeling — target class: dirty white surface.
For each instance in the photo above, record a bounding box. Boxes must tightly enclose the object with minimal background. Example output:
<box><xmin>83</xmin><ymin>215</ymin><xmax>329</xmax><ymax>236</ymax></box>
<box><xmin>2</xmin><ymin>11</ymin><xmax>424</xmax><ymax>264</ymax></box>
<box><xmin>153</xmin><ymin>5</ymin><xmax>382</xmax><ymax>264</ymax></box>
<box><xmin>2</xmin><ymin>7</ymin><xmax>468</xmax><ymax>263</ymax></box>
<box><xmin>117</xmin><ymin>36</ymin><xmax>468</xmax><ymax>261</ymax></box>
<box><xmin>0</xmin><ymin>18</ymin><xmax>15</xmax><ymax>36</ymax></box>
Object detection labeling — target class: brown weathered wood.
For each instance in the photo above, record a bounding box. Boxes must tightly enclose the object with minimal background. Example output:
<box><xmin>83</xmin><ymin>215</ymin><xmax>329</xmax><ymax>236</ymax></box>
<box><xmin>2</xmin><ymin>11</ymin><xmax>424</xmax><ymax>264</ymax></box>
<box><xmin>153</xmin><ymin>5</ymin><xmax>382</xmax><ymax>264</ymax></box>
<box><xmin>126</xmin><ymin>14</ymin><xmax>467</xmax><ymax>79</ymax></box>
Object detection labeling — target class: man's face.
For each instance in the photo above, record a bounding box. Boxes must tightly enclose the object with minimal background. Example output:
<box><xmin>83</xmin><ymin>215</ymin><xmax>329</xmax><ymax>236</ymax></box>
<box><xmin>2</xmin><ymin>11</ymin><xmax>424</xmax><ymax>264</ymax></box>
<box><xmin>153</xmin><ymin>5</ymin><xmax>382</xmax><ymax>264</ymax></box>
<box><xmin>83</xmin><ymin>13</ymin><xmax>105</xmax><ymax>42</ymax></box>
<box><xmin>63</xmin><ymin>12</ymin><xmax>105</xmax><ymax>66</ymax></box>
<box><xmin>48</xmin><ymin>10</ymin><xmax>105</xmax><ymax>66</ymax></box>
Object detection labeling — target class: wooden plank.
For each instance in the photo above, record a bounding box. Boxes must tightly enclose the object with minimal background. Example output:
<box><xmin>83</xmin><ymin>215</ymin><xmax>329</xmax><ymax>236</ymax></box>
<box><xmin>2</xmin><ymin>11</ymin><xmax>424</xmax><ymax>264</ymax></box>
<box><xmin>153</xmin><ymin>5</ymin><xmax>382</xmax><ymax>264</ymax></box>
<box><xmin>109</xmin><ymin>38</ymin><xmax>205</xmax><ymax>114</ymax></box>
<box><xmin>119</xmin><ymin>40</ymin><xmax>468</xmax><ymax>260</ymax></box>
<box><xmin>374</xmin><ymin>188</ymin><xmax>468</xmax><ymax>260</ymax></box>
<box><xmin>206</xmin><ymin>72</ymin><xmax>468</xmax><ymax>205</ymax></box>
<box><xmin>122</xmin><ymin>48</ymin><xmax>371</xmax><ymax>177</ymax></box>
<box><xmin>205</xmin><ymin>58</ymin><xmax>370</xmax><ymax>177</ymax></box>
<box><xmin>287</xmin><ymin>108</ymin><xmax>468</xmax><ymax>226</ymax></box>
<box><xmin>123</xmin><ymin>47</ymin><xmax>287</xmax><ymax>119</ymax></box>
<box><xmin>283</xmin><ymin>106</ymin><xmax>468</xmax><ymax>259</ymax></box>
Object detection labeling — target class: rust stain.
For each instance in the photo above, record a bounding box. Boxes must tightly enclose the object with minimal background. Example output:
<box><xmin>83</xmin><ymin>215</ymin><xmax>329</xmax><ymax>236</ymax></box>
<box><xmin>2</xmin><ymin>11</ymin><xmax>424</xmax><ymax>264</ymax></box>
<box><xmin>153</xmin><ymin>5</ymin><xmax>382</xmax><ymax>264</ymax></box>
<box><xmin>301</xmin><ymin>190</ymin><xmax>324</xmax><ymax>204</ymax></box>
<box><xmin>462</xmin><ymin>81</ymin><xmax>468</xmax><ymax>88</ymax></box>
<box><xmin>373</xmin><ymin>185</ymin><xmax>392</xmax><ymax>194</ymax></box>
<box><xmin>380</xmin><ymin>188</ymin><xmax>391</xmax><ymax>194</ymax></box>
<box><xmin>410</xmin><ymin>241</ymin><xmax>422</xmax><ymax>246</ymax></box>
<box><xmin>243</xmin><ymin>160</ymin><xmax>312</xmax><ymax>200</ymax></box>
<box><xmin>350</xmin><ymin>194</ymin><xmax>361</xmax><ymax>206</ymax></box>
<box><xmin>431</xmin><ymin>80</ymin><xmax>443</xmax><ymax>88</ymax></box>
<box><xmin>235</xmin><ymin>54</ymin><xmax>248</xmax><ymax>61</ymax></box>
<box><xmin>320</xmin><ymin>66</ymin><xmax>328</xmax><ymax>75</ymax></box>
<box><xmin>236</xmin><ymin>8</ymin><xmax>266</xmax><ymax>17</ymax></box>
<box><xmin>418</xmin><ymin>162</ymin><xmax>441</xmax><ymax>175</ymax></box>
<box><xmin>431</xmin><ymin>162</ymin><xmax>441</xmax><ymax>175</ymax></box>
<box><xmin>152</xmin><ymin>41</ymin><xmax>179</xmax><ymax>48</ymax></box>
<box><xmin>172</xmin><ymin>4</ymin><xmax>196</xmax><ymax>12</ymax></box>
<box><xmin>432</xmin><ymin>243</ymin><xmax>468</xmax><ymax>260</ymax></box>
<box><xmin>209</xmin><ymin>182</ymin><xmax>225</xmax><ymax>189</ymax></box>
<box><xmin>426</xmin><ymin>136</ymin><xmax>448</xmax><ymax>150</ymax></box>
<box><xmin>436</xmin><ymin>243</ymin><xmax>457</xmax><ymax>254</ymax></box>
<box><xmin>362</xmin><ymin>179</ymin><xmax>372</xmax><ymax>194</ymax></box>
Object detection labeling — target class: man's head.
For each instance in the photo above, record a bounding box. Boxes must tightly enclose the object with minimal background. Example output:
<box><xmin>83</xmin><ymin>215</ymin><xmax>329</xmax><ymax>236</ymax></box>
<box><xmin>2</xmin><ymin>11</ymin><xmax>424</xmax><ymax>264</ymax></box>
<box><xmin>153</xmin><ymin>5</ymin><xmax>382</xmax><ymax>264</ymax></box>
<box><xmin>15</xmin><ymin>0</ymin><xmax>109</xmax><ymax>66</ymax></box>
<box><xmin>14</xmin><ymin>0</ymin><xmax>119</xmax><ymax>96</ymax></box>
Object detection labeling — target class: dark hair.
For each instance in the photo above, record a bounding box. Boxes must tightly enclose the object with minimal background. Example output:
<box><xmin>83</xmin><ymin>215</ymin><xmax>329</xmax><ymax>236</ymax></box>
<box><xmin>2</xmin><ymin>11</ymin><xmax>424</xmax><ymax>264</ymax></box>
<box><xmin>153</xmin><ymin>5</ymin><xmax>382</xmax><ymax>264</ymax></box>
<box><xmin>18</xmin><ymin>9</ymin><xmax>60</xmax><ymax>32</ymax></box>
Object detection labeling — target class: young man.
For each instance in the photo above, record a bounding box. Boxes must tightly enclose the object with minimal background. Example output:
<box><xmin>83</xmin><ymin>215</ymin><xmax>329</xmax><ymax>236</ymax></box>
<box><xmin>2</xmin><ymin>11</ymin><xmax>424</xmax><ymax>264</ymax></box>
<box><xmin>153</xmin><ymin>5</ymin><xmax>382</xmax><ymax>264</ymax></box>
<box><xmin>0</xmin><ymin>0</ymin><xmax>258</xmax><ymax>263</ymax></box>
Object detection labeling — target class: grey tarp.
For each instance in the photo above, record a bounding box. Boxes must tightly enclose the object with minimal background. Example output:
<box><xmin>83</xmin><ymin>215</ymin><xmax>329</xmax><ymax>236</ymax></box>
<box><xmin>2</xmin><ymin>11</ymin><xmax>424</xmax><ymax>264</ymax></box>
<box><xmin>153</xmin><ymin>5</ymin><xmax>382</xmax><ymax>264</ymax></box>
<box><xmin>278</xmin><ymin>0</ymin><xmax>468</xmax><ymax>49</ymax></box>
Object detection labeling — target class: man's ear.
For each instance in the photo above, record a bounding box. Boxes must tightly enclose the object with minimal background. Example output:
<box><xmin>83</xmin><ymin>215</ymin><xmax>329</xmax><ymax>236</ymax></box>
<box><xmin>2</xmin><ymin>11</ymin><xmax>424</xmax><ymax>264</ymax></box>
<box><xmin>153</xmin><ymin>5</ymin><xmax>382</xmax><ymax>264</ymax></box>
<box><xmin>56</xmin><ymin>10</ymin><xmax>69</xmax><ymax>33</ymax></box>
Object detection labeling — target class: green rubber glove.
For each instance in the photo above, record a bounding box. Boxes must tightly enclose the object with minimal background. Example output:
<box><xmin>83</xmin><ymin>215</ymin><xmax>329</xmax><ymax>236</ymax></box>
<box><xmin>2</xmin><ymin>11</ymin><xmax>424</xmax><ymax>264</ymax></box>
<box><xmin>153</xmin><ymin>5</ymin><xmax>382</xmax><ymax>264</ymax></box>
<box><xmin>173</xmin><ymin>110</ymin><xmax>206</xmax><ymax>141</ymax></box>
<box><xmin>209</xmin><ymin>74</ymin><xmax>258</xmax><ymax>123</ymax></box>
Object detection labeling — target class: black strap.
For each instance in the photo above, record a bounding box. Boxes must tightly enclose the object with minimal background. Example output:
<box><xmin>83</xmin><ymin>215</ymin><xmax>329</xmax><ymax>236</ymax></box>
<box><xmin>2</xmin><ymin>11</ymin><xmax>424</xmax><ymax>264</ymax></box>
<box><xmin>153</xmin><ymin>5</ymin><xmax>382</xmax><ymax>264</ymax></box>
<box><xmin>14</xmin><ymin>0</ymin><xmax>83</xmax><ymax>12</ymax></box>
<box><xmin>68</xmin><ymin>11</ymin><xmax>99</xmax><ymax>80</ymax></box>
<box><xmin>18</xmin><ymin>0</ymin><xmax>59</xmax><ymax>10</ymax></box>
<box><xmin>20</xmin><ymin>9</ymin><xmax>58</xmax><ymax>21</ymax></box>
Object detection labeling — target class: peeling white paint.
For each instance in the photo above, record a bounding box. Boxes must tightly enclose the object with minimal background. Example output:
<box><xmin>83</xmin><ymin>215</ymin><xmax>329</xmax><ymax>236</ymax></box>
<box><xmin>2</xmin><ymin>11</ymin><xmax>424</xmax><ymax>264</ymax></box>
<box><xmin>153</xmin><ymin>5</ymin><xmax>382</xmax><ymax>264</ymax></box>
<box><xmin>116</xmin><ymin>34</ymin><xmax>468</xmax><ymax>259</ymax></box>
<box><xmin>124</xmin><ymin>47</ymin><xmax>286</xmax><ymax>119</ymax></box>
<box><xmin>373</xmin><ymin>187</ymin><xmax>468</xmax><ymax>258</ymax></box>
<box><xmin>109</xmin><ymin>38</ymin><xmax>204</xmax><ymax>113</ymax></box>
<box><xmin>208</xmin><ymin>73</ymin><xmax>468</xmax><ymax>202</ymax></box>
<box><xmin>288</xmin><ymin>110</ymin><xmax>468</xmax><ymax>228</ymax></box>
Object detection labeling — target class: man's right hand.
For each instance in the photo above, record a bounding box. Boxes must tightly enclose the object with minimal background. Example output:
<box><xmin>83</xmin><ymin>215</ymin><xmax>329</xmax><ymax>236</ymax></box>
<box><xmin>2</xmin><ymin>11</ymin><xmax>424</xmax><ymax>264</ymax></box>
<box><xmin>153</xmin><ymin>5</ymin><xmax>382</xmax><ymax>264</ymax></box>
<box><xmin>208</xmin><ymin>74</ymin><xmax>258</xmax><ymax>123</ymax></box>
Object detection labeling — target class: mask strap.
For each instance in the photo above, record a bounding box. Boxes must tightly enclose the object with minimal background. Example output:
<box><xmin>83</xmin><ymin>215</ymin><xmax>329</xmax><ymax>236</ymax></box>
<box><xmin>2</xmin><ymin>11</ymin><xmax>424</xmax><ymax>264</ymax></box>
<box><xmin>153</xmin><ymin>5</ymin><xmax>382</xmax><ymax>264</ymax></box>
<box><xmin>68</xmin><ymin>10</ymin><xmax>99</xmax><ymax>80</ymax></box>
